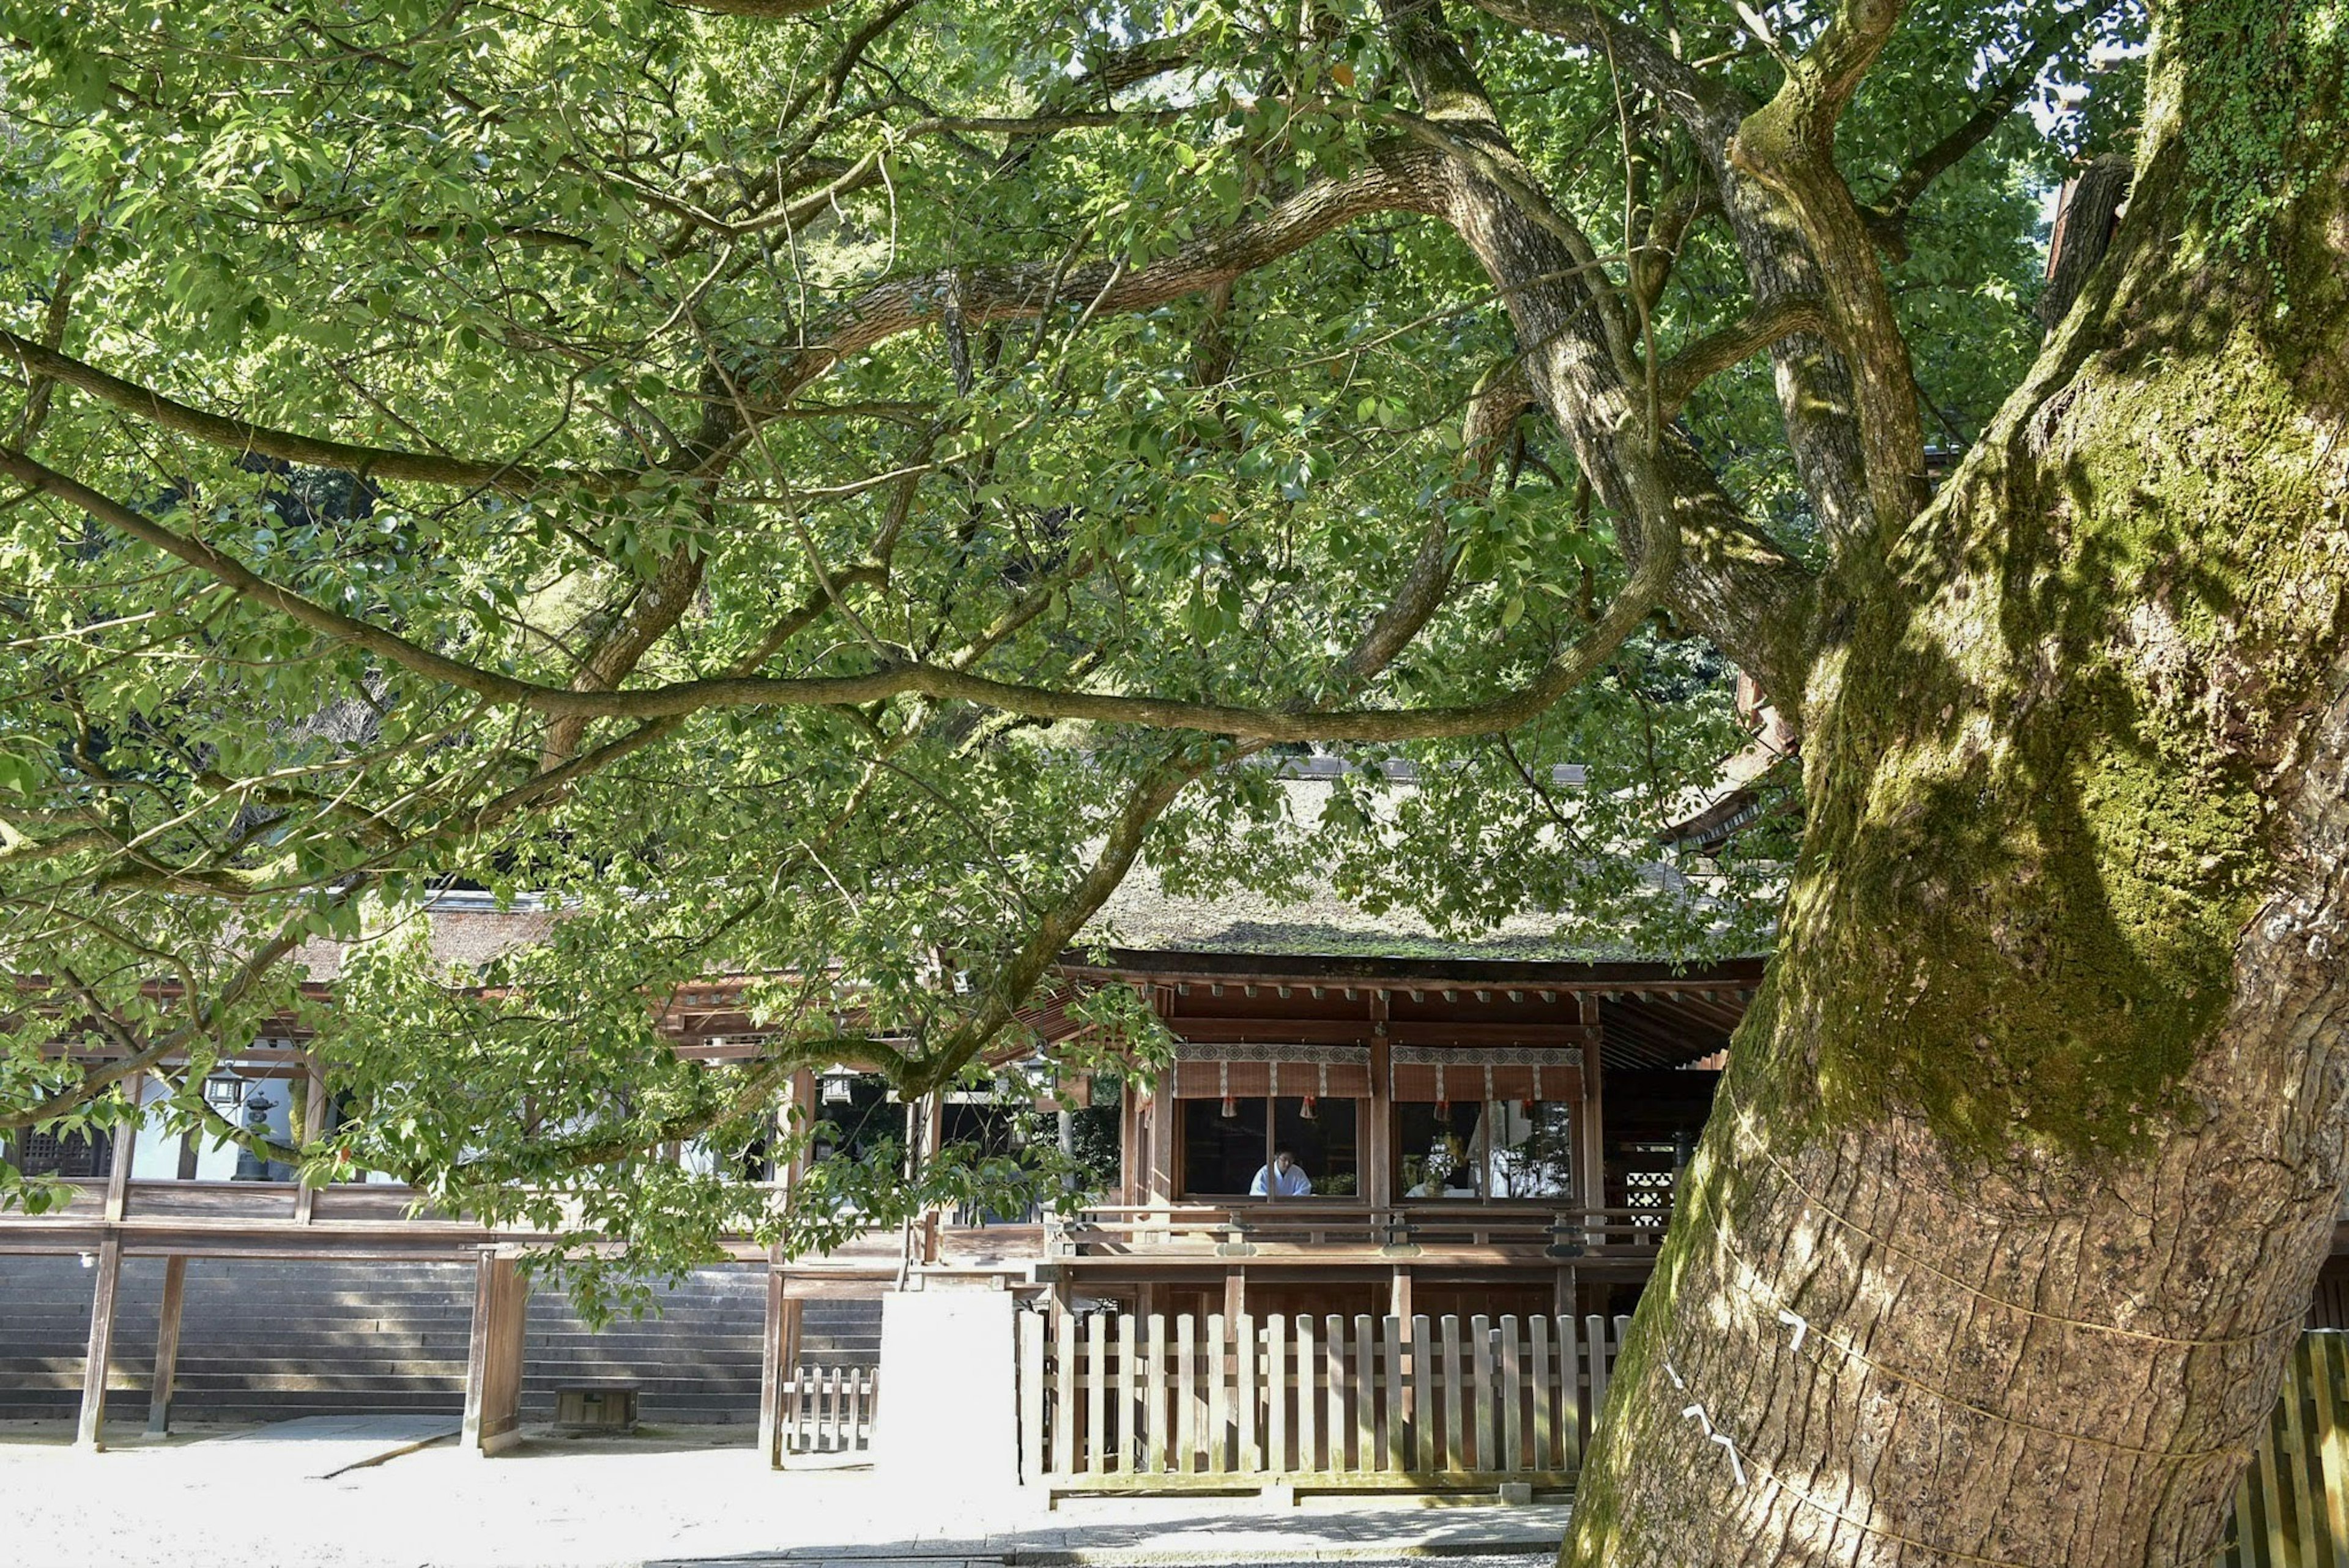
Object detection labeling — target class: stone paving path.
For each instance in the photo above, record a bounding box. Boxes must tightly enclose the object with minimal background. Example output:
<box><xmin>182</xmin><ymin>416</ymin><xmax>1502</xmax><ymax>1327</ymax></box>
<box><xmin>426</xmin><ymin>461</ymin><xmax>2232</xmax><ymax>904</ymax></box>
<box><xmin>0</xmin><ymin>1420</ymin><xmax>1570</xmax><ymax>1568</ymax></box>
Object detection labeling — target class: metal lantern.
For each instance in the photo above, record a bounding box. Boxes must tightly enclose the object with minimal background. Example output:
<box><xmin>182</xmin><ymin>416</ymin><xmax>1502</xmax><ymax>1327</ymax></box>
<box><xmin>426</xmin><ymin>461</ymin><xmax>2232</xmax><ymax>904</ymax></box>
<box><xmin>201</xmin><ymin>1065</ymin><xmax>247</xmax><ymax>1115</ymax></box>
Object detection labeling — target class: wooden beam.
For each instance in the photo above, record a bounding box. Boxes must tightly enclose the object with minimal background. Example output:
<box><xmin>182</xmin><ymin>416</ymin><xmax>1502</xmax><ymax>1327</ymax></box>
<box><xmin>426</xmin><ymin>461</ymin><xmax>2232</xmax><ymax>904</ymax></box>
<box><xmin>1168</xmin><ymin>1019</ymin><xmax>1373</xmax><ymax>1046</ymax></box>
<box><xmin>461</xmin><ymin>1252</ymin><xmax>529</xmax><ymax>1455</ymax></box>
<box><xmin>145</xmin><ymin>1255</ymin><xmax>188</xmax><ymax>1438</ymax></box>
<box><xmin>75</xmin><ymin>1238</ymin><xmax>123</xmax><ymax>1449</ymax></box>
<box><xmin>1224</xmin><ymin>1268</ymin><xmax>1247</xmax><ymax>1323</ymax></box>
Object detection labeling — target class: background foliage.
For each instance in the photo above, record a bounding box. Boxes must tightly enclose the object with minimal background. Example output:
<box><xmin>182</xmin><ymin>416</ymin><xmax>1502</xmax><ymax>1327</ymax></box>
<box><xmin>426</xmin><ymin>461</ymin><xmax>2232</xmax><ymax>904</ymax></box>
<box><xmin>0</xmin><ymin>0</ymin><xmax>2137</xmax><ymax>1293</ymax></box>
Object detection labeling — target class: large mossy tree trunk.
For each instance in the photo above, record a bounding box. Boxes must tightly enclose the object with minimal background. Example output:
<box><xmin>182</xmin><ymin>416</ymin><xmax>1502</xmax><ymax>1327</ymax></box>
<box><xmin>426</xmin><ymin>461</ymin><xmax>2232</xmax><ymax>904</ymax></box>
<box><xmin>1568</xmin><ymin>15</ymin><xmax>2349</xmax><ymax>1567</ymax></box>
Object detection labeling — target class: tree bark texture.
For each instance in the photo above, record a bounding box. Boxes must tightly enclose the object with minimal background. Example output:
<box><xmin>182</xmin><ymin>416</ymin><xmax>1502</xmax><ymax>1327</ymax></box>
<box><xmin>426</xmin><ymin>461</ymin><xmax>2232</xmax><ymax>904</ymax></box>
<box><xmin>1568</xmin><ymin>17</ymin><xmax>2349</xmax><ymax>1567</ymax></box>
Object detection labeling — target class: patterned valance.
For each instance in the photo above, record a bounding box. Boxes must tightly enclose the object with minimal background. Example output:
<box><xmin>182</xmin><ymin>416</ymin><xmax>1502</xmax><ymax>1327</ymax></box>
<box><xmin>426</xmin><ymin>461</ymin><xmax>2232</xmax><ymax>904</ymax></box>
<box><xmin>1170</xmin><ymin>1041</ymin><xmax>1372</xmax><ymax>1099</ymax></box>
<box><xmin>1390</xmin><ymin>1044</ymin><xmax>1583</xmax><ymax>1104</ymax></box>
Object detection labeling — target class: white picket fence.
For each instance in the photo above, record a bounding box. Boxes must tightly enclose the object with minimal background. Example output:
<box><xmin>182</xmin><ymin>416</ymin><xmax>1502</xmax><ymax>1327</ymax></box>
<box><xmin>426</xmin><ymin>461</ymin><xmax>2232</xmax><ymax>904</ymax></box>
<box><xmin>1019</xmin><ymin>1310</ymin><xmax>1629</xmax><ymax>1490</ymax></box>
<box><xmin>781</xmin><ymin>1365</ymin><xmax>878</xmax><ymax>1454</ymax></box>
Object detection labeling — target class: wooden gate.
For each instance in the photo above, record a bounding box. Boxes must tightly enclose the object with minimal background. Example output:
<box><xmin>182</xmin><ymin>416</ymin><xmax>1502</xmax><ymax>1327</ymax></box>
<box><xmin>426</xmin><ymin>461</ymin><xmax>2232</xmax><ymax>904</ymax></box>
<box><xmin>1019</xmin><ymin>1310</ymin><xmax>1628</xmax><ymax>1494</ymax></box>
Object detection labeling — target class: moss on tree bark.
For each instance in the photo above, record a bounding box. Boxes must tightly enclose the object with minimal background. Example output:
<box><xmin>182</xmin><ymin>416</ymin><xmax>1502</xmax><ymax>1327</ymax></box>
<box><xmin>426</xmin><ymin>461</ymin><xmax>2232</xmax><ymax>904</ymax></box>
<box><xmin>1568</xmin><ymin>8</ymin><xmax>2349</xmax><ymax>1562</ymax></box>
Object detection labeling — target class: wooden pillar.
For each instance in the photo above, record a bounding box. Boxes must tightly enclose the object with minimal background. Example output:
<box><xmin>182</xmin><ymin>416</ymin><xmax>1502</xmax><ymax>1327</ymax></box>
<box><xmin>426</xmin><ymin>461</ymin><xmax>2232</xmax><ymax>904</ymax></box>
<box><xmin>293</xmin><ymin>1052</ymin><xmax>328</xmax><ymax>1222</ymax></box>
<box><xmin>75</xmin><ymin>1238</ymin><xmax>124</xmax><ymax>1449</ymax></box>
<box><xmin>1366</xmin><ymin>992</ymin><xmax>1393</xmax><ymax>1207</ymax></box>
<box><xmin>1145</xmin><ymin>1090</ymin><xmax>1175</xmax><ymax>1205</ymax></box>
<box><xmin>1552</xmin><ymin>1263</ymin><xmax>1578</xmax><ymax>1319</ymax></box>
<box><xmin>1223</xmin><ymin>1268</ymin><xmax>1247</xmax><ymax>1323</ymax></box>
<box><xmin>461</xmin><ymin>1253</ymin><xmax>529</xmax><ymax>1455</ymax></box>
<box><xmin>1389</xmin><ymin>1266</ymin><xmax>1412</xmax><ymax>1321</ymax></box>
<box><xmin>1127</xmin><ymin>1086</ymin><xmax>1146</xmax><ymax>1213</ymax></box>
<box><xmin>145</xmin><ymin>1255</ymin><xmax>188</xmax><ymax>1438</ymax></box>
<box><xmin>757</xmin><ymin>1265</ymin><xmax>800</xmax><ymax>1468</ymax></box>
<box><xmin>919</xmin><ymin>1092</ymin><xmax>946</xmax><ymax>1265</ymax></box>
<box><xmin>103</xmin><ymin>1077</ymin><xmax>142</xmax><ymax>1222</ymax></box>
<box><xmin>1580</xmin><ymin>994</ymin><xmax>1607</xmax><ymax>1249</ymax></box>
<box><xmin>782</xmin><ymin>1071</ymin><xmax>817</xmax><ymax>1187</ymax></box>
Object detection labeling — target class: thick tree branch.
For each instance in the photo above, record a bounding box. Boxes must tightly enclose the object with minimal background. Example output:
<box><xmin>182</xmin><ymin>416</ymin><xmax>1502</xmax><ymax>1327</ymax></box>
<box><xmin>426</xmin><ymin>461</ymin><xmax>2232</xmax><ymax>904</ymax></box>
<box><xmin>0</xmin><ymin>329</ymin><xmax>625</xmax><ymax>495</ymax></box>
<box><xmin>1466</xmin><ymin>0</ymin><xmax>1879</xmax><ymax>567</ymax></box>
<box><xmin>2037</xmin><ymin>154</ymin><xmax>2134</xmax><ymax>332</ymax></box>
<box><xmin>0</xmin><ymin>446</ymin><xmax>1670</xmax><ymax>742</ymax></box>
<box><xmin>1384</xmin><ymin>0</ymin><xmax>1819</xmax><ymax>704</ymax></box>
<box><xmin>1729</xmin><ymin>0</ymin><xmax>1927</xmax><ymax>532</ymax></box>
<box><xmin>1468</xmin><ymin>0</ymin><xmax>1750</xmax><ymax>146</ymax></box>
<box><xmin>1655</xmin><ymin>296</ymin><xmax>1830</xmax><ymax>418</ymax></box>
<box><xmin>755</xmin><ymin>142</ymin><xmax>1447</xmax><ymax>404</ymax></box>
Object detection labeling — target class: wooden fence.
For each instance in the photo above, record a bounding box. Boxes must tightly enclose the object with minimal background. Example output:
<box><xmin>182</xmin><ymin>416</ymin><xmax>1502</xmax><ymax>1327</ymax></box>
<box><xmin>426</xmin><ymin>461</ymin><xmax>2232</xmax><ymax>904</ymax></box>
<box><xmin>2220</xmin><ymin>1331</ymin><xmax>2349</xmax><ymax>1567</ymax></box>
<box><xmin>779</xmin><ymin>1365</ymin><xmax>878</xmax><ymax>1455</ymax></box>
<box><xmin>1019</xmin><ymin>1310</ymin><xmax>1628</xmax><ymax>1493</ymax></box>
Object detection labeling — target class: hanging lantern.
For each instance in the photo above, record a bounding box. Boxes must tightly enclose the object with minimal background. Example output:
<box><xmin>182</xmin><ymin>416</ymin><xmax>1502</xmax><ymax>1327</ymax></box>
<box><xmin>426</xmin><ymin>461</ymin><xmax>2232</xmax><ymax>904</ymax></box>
<box><xmin>1434</xmin><ymin>1098</ymin><xmax>1450</xmax><ymax>1120</ymax></box>
<box><xmin>1299</xmin><ymin>1094</ymin><xmax>1316</xmax><ymax>1121</ymax></box>
<box><xmin>201</xmin><ymin>1065</ymin><xmax>247</xmax><ymax>1115</ymax></box>
<box><xmin>1220</xmin><ymin>1094</ymin><xmax>1239</xmax><ymax>1120</ymax></box>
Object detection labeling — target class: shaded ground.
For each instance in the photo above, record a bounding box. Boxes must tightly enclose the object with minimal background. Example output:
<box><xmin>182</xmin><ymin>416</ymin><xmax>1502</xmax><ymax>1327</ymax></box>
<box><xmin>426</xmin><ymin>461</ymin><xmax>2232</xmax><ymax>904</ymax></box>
<box><xmin>0</xmin><ymin>1419</ymin><xmax>1568</xmax><ymax>1568</ymax></box>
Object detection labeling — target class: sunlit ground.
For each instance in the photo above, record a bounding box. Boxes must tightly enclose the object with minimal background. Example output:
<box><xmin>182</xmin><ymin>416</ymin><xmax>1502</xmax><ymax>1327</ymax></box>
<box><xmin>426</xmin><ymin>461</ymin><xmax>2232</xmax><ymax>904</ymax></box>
<box><xmin>0</xmin><ymin>1419</ymin><xmax>1570</xmax><ymax>1568</ymax></box>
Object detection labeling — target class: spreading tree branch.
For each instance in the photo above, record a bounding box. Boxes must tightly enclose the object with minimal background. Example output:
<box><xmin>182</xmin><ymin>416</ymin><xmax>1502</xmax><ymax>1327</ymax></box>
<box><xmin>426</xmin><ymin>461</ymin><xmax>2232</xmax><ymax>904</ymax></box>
<box><xmin>0</xmin><ymin>330</ymin><xmax>628</xmax><ymax>495</ymax></box>
<box><xmin>1728</xmin><ymin>0</ymin><xmax>1928</xmax><ymax>532</ymax></box>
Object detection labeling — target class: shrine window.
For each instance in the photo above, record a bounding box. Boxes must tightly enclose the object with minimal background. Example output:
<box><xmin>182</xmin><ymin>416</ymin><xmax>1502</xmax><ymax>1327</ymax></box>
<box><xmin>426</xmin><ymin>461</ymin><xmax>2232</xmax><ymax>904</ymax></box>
<box><xmin>10</xmin><ymin>1126</ymin><xmax>113</xmax><ymax>1178</ymax></box>
<box><xmin>1166</xmin><ymin>1042</ymin><xmax>1372</xmax><ymax>1200</ymax></box>
<box><xmin>1389</xmin><ymin>1045</ymin><xmax>1581</xmax><ymax>1202</ymax></box>
<box><xmin>1179</xmin><ymin>1095</ymin><xmax>1359</xmax><ymax>1197</ymax></box>
<box><xmin>1395</xmin><ymin>1100</ymin><xmax>1574</xmax><ymax>1200</ymax></box>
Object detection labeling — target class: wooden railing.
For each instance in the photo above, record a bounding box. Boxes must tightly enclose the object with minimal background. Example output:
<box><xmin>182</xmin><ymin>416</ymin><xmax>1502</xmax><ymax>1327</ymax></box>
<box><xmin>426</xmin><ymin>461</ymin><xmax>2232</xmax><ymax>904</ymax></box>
<box><xmin>1048</xmin><ymin>1202</ymin><xmax>1670</xmax><ymax>1260</ymax></box>
<box><xmin>2220</xmin><ymin>1331</ymin><xmax>2349</xmax><ymax>1566</ymax></box>
<box><xmin>0</xmin><ymin>1178</ymin><xmax>1028</xmax><ymax>1274</ymax></box>
<box><xmin>1018</xmin><ymin>1309</ymin><xmax>1631</xmax><ymax>1494</ymax></box>
<box><xmin>779</xmin><ymin>1365</ymin><xmax>878</xmax><ymax>1456</ymax></box>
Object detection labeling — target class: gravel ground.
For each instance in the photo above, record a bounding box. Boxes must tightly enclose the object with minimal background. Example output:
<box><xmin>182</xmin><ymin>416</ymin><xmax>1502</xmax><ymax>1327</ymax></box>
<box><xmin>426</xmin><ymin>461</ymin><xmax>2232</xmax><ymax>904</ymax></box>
<box><xmin>0</xmin><ymin>1421</ymin><xmax>1570</xmax><ymax>1568</ymax></box>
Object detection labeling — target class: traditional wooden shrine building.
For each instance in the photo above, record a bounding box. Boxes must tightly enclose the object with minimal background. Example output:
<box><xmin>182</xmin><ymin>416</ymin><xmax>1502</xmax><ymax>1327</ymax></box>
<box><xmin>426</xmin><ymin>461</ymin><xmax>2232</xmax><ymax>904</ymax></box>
<box><xmin>1046</xmin><ymin>945</ymin><xmax>1748</xmax><ymax>1331</ymax></box>
<box><xmin>0</xmin><ymin>849</ymin><xmax>1750</xmax><ymax>1490</ymax></box>
<box><xmin>0</xmin><ymin>752</ymin><xmax>1790</xmax><ymax>1490</ymax></box>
